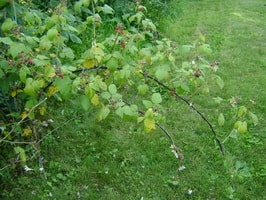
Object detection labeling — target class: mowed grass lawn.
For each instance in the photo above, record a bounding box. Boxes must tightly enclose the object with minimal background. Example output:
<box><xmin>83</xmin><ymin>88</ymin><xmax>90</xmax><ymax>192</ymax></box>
<box><xmin>3</xmin><ymin>0</ymin><xmax>265</xmax><ymax>199</ymax></box>
<box><xmin>160</xmin><ymin>0</ymin><xmax>266</xmax><ymax>198</ymax></box>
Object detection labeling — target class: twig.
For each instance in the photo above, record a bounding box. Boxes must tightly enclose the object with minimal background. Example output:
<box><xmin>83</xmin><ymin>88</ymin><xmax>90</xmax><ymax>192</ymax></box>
<box><xmin>141</xmin><ymin>71</ymin><xmax>225</xmax><ymax>155</ymax></box>
<box><xmin>155</xmin><ymin>122</ymin><xmax>175</xmax><ymax>145</ymax></box>
<box><xmin>0</xmin><ymin>98</ymin><xmax>48</xmax><ymax>143</ymax></box>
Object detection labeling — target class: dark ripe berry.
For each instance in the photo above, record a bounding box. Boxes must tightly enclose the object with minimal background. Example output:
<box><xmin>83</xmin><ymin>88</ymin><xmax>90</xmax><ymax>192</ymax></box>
<box><xmin>115</xmin><ymin>23</ymin><xmax>124</xmax><ymax>34</ymax></box>
<box><xmin>28</xmin><ymin>59</ymin><xmax>34</xmax><ymax>64</ymax></box>
<box><xmin>8</xmin><ymin>61</ymin><xmax>13</xmax><ymax>66</ymax></box>
<box><xmin>192</xmin><ymin>67</ymin><xmax>202</xmax><ymax>77</ymax></box>
<box><xmin>120</xmin><ymin>41</ymin><xmax>126</xmax><ymax>48</ymax></box>
<box><xmin>194</xmin><ymin>72</ymin><xmax>202</xmax><ymax>78</ymax></box>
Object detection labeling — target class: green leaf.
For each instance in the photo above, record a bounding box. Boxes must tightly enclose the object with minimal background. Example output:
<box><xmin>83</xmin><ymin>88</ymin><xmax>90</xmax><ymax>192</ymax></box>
<box><xmin>115</xmin><ymin>107</ymin><xmax>124</xmax><ymax>118</ymax></box>
<box><xmin>54</xmin><ymin>76</ymin><xmax>72</xmax><ymax>99</ymax></box>
<box><xmin>0</xmin><ymin>37</ymin><xmax>13</xmax><ymax>45</ymax></box>
<box><xmin>74</xmin><ymin>1</ymin><xmax>83</xmax><ymax>12</ymax></box>
<box><xmin>83</xmin><ymin>0</ymin><xmax>91</xmax><ymax>7</ymax></box>
<box><xmin>47</xmin><ymin>28</ymin><xmax>58</xmax><ymax>40</ymax></box>
<box><xmin>144</xmin><ymin>118</ymin><xmax>156</xmax><ymax>133</ymax></box>
<box><xmin>90</xmin><ymin>76</ymin><xmax>107</xmax><ymax>91</ymax></box>
<box><xmin>143</xmin><ymin>109</ymin><xmax>156</xmax><ymax>133</ymax></box>
<box><xmin>218</xmin><ymin>113</ymin><xmax>225</xmax><ymax>127</ymax></box>
<box><xmin>19</xmin><ymin>66</ymin><xmax>30</xmax><ymax>83</ymax></box>
<box><xmin>80</xmin><ymin>95</ymin><xmax>90</xmax><ymax>111</ymax></box>
<box><xmin>248</xmin><ymin>112</ymin><xmax>258</xmax><ymax>126</ymax></box>
<box><xmin>40</xmin><ymin>37</ymin><xmax>52</xmax><ymax>50</ymax></box>
<box><xmin>69</xmin><ymin>33</ymin><xmax>82</xmax><ymax>44</ymax></box>
<box><xmin>101</xmin><ymin>91</ymin><xmax>111</xmax><ymax>100</ymax></box>
<box><xmin>137</xmin><ymin>84</ymin><xmax>149</xmax><ymax>96</ymax></box>
<box><xmin>237</xmin><ymin>121</ymin><xmax>247</xmax><ymax>134</ymax></box>
<box><xmin>198</xmin><ymin>44</ymin><xmax>212</xmax><ymax>56</ymax></box>
<box><xmin>142</xmin><ymin>100</ymin><xmax>153</xmax><ymax>109</ymax></box>
<box><xmin>9</xmin><ymin>43</ymin><xmax>27</xmax><ymax>58</ymax></box>
<box><xmin>106</xmin><ymin>57</ymin><xmax>118</xmax><ymax>72</ymax></box>
<box><xmin>97</xmin><ymin>106</ymin><xmax>110</xmax><ymax>121</ymax></box>
<box><xmin>14</xmin><ymin>147</ymin><xmax>27</xmax><ymax>163</ymax></box>
<box><xmin>179</xmin><ymin>45</ymin><xmax>193</xmax><ymax>54</ymax></box>
<box><xmin>238</xmin><ymin>106</ymin><xmax>247</xmax><ymax>118</ymax></box>
<box><xmin>91</xmin><ymin>93</ymin><xmax>100</xmax><ymax>106</ymax></box>
<box><xmin>108</xmin><ymin>84</ymin><xmax>117</xmax><ymax>95</ymax></box>
<box><xmin>151</xmin><ymin>93</ymin><xmax>162</xmax><ymax>104</ymax></box>
<box><xmin>60</xmin><ymin>47</ymin><xmax>75</xmax><ymax>59</ymax></box>
<box><xmin>0</xmin><ymin>68</ymin><xmax>4</xmax><ymax>78</ymax></box>
<box><xmin>1</xmin><ymin>18</ymin><xmax>17</xmax><ymax>33</ymax></box>
<box><xmin>34</xmin><ymin>55</ymin><xmax>50</xmax><ymax>66</ymax></box>
<box><xmin>155</xmin><ymin>68</ymin><xmax>169</xmax><ymax>81</ymax></box>
<box><xmin>24</xmin><ymin>78</ymin><xmax>41</xmax><ymax>96</ymax></box>
<box><xmin>99</xmin><ymin>4</ymin><xmax>114</xmax><ymax>15</ymax></box>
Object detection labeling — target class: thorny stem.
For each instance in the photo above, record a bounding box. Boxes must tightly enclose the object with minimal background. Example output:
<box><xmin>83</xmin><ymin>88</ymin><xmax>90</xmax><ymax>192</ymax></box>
<box><xmin>141</xmin><ymin>71</ymin><xmax>225</xmax><ymax>155</ymax></box>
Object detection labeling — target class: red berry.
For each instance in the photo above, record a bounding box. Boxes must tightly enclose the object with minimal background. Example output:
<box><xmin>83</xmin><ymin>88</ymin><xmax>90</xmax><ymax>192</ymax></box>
<box><xmin>57</xmin><ymin>73</ymin><xmax>64</xmax><ymax>78</ymax></box>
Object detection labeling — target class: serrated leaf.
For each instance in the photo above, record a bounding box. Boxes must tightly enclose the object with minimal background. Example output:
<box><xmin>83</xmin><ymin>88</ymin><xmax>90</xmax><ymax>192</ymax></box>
<box><xmin>40</xmin><ymin>37</ymin><xmax>52</xmax><ymax>50</ymax></box>
<box><xmin>60</xmin><ymin>47</ymin><xmax>75</xmax><ymax>59</ymax></box>
<box><xmin>137</xmin><ymin>117</ymin><xmax>144</xmax><ymax>123</ymax></box>
<box><xmin>238</xmin><ymin>106</ymin><xmax>247</xmax><ymax>118</ymax></box>
<box><xmin>123</xmin><ymin>106</ymin><xmax>133</xmax><ymax>116</ymax></box>
<box><xmin>47</xmin><ymin>86</ymin><xmax>59</xmax><ymax>97</ymax></box>
<box><xmin>115</xmin><ymin>107</ymin><xmax>124</xmax><ymax>118</ymax></box>
<box><xmin>144</xmin><ymin>118</ymin><xmax>156</xmax><ymax>133</ymax></box>
<box><xmin>124</xmin><ymin>105</ymin><xmax>138</xmax><ymax>118</ymax></box>
<box><xmin>142</xmin><ymin>100</ymin><xmax>153</xmax><ymax>109</ymax></box>
<box><xmin>97</xmin><ymin>106</ymin><xmax>110</xmax><ymax>121</ymax></box>
<box><xmin>9</xmin><ymin>43</ymin><xmax>27</xmax><ymax>58</ymax></box>
<box><xmin>151</xmin><ymin>93</ymin><xmax>162</xmax><ymax>104</ymax></box>
<box><xmin>54</xmin><ymin>76</ymin><xmax>72</xmax><ymax>99</ymax></box>
<box><xmin>237</xmin><ymin>121</ymin><xmax>247</xmax><ymax>134</ymax></box>
<box><xmin>91</xmin><ymin>93</ymin><xmax>99</xmax><ymax>106</ymax></box>
<box><xmin>24</xmin><ymin>78</ymin><xmax>40</xmax><ymax>96</ymax></box>
<box><xmin>218</xmin><ymin>113</ymin><xmax>225</xmax><ymax>127</ymax></box>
